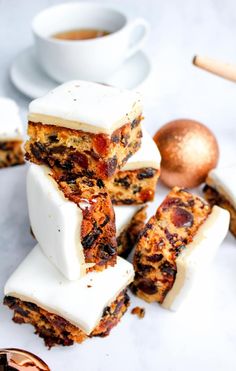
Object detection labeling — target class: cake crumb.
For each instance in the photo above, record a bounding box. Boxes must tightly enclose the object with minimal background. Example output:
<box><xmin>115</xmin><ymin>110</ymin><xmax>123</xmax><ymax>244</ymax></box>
<box><xmin>131</xmin><ymin>306</ymin><xmax>145</xmax><ymax>319</ymax></box>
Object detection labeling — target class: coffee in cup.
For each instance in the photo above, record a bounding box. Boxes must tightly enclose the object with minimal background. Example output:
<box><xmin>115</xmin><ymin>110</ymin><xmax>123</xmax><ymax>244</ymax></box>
<box><xmin>52</xmin><ymin>28</ymin><xmax>110</xmax><ymax>41</ymax></box>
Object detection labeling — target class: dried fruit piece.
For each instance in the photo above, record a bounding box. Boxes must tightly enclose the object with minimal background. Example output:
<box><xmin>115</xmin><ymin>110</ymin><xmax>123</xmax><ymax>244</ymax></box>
<box><xmin>171</xmin><ymin>207</ymin><xmax>193</xmax><ymax>228</ymax></box>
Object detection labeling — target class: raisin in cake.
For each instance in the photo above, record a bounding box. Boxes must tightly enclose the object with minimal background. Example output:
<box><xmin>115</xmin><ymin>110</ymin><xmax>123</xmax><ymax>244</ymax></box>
<box><xmin>4</xmin><ymin>245</ymin><xmax>134</xmax><ymax>348</ymax></box>
<box><xmin>132</xmin><ymin>187</ymin><xmax>229</xmax><ymax>309</ymax></box>
<box><xmin>105</xmin><ymin>128</ymin><xmax>161</xmax><ymax>204</ymax></box>
<box><xmin>27</xmin><ymin>164</ymin><xmax>117</xmax><ymax>280</ymax></box>
<box><xmin>0</xmin><ymin>98</ymin><xmax>24</xmax><ymax>168</ymax></box>
<box><xmin>203</xmin><ymin>165</ymin><xmax>236</xmax><ymax>237</ymax></box>
<box><xmin>25</xmin><ymin>81</ymin><xmax>142</xmax><ymax>179</ymax></box>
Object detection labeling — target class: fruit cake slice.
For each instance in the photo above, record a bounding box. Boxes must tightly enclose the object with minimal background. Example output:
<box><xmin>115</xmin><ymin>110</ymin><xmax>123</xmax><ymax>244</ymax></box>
<box><xmin>132</xmin><ymin>187</ymin><xmax>229</xmax><ymax>309</ymax></box>
<box><xmin>27</xmin><ymin>164</ymin><xmax>117</xmax><ymax>280</ymax></box>
<box><xmin>105</xmin><ymin>128</ymin><xmax>161</xmax><ymax>204</ymax></box>
<box><xmin>4</xmin><ymin>245</ymin><xmax>134</xmax><ymax>348</ymax></box>
<box><xmin>203</xmin><ymin>165</ymin><xmax>236</xmax><ymax>237</ymax></box>
<box><xmin>25</xmin><ymin>81</ymin><xmax>142</xmax><ymax>179</ymax></box>
<box><xmin>0</xmin><ymin>98</ymin><xmax>24</xmax><ymax>168</ymax></box>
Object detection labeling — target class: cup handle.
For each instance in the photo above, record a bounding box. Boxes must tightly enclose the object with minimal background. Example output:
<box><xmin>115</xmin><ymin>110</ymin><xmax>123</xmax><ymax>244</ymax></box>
<box><xmin>125</xmin><ymin>18</ymin><xmax>150</xmax><ymax>60</ymax></box>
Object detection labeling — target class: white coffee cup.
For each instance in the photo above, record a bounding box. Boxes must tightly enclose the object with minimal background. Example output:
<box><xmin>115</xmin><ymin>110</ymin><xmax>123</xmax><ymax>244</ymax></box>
<box><xmin>32</xmin><ymin>2</ymin><xmax>149</xmax><ymax>83</ymax></box>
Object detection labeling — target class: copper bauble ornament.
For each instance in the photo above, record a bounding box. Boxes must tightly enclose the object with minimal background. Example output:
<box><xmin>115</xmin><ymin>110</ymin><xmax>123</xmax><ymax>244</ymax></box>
<box><xmin>0</xmin><ymin>348</ymin><xmax>50</xmax><ymax>370</ymax></box>
<box><xmin>153</xmin><ymin>119</ymin><xmax>219</xmax><ymax>188</ymax></box>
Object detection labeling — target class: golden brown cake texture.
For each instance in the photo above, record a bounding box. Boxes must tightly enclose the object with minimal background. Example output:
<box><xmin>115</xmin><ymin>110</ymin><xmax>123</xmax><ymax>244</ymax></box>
<box><xmin>4</xmin><ymin>290</ymin><xmax>130</xmax><ymax>348</ymax></box>
<box><xmin>0</xmin><ymin>140</ymin><xmax>24</xmax><ymax>168</ymax></box>
<box><xmin>203</xmin><ymin>184</ymin><xmax>236</xmax><ymax>237</ymax></box>
<box><xmin>117</xmin><ymin>206</ymin><xmax>147</xmax><ymax>257</ymax></box>
<box><xmin>105</xmin><ymin>168</ymin><xmax>160</xmax><ymax>205</ymax></box>
<box><xmin>25</xmin><ymin>116</ymin><xmax>142</xmax><ymax>180</ymax></box>
<box><xmin>132</xmin><ymin>187</ymin><xmax>211</xmax><ymax>303</ymax></box>
<box><xmin>52</xmin><ymin>170</ymin><xmax>117</xmax><ymax>270</ymax></box>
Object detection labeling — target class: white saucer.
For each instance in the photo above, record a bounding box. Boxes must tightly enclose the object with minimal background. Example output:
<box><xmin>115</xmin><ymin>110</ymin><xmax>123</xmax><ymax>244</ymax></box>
<box><xmin>10</xmin><ymin>47</ymin><xmax>151</xmax><ymax>99</ymax></box>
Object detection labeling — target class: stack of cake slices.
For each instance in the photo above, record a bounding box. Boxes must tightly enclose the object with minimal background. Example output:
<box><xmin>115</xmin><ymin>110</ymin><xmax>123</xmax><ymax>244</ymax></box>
<box><xmin>4</xmin><ymin>81</ymin><xmax>161</xmax><ymax>347</ymax></box>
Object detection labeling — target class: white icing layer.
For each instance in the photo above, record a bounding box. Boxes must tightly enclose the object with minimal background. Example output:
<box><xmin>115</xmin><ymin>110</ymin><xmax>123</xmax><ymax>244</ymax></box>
<box><xmin>162</xmin><ymin>205</ymin><xmax>230</xmax><ymax>311</ymax></box>
<box><xmin>0</xmin><ymin>98</ymin><xmax>23</xmax><ymax>140</ymax></box>
<box><xmin>28</xmin><ymin>81</ymin><xmax>142</xmax><ymax>135</ymax></box>
<box><xmin>122</xmin><ymin>128</ymin><xmax>161</xmax><ymax>171</ymax></box>
<box><xmin>206</xmin><ymin>165</ymin><xmax>236</xmax><ymax>209</ymax></box>
<box><xmin>27</xmin><ymin>164</ymin><xmax>87</xmax><ymax>281</ymax></box>
<box><xmin>114</xmin><ymin>205</ymin><xmax>144</xmax><ymax>236</ymax></box>
<box><xmin>4</xmin><ymin>244</ymin><xmax>134</xmax><ymax>335</ymax></box>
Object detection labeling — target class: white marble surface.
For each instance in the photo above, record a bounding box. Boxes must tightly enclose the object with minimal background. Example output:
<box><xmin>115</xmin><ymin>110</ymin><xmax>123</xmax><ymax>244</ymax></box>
<box><xmin>0</xmin><ymin>0</ymin><xmax>236</xmax><ymax>370</ymax></box>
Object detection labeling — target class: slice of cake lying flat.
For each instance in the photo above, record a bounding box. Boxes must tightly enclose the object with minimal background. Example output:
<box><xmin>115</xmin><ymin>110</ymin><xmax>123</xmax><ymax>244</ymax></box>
<box><xmin>27</xmin><ymin>164</ymin><xmax>117</xmax><ymax>280</ymax></box>
<box><xmin>25</xmin><ymin>81</ymin><xmax>142</xmax><ymax>179</ymax></box>
<box><xmin>132</xmin><ymin>187</ymin><xmax>229</xmax><ymax>310</ymax></box>
<box><xmin>204</xmin><ymin>165</ymin><xmax>236</xmax><ymax>237</ymax></box>
<box><xmin>105</xmin><ymin>128</ymin><xmax>161</xmax><ymax>204</ymax></box>
<box><xmin>0</xmin><ymin>98</ymin><xmax>24</xmax><ymax>168</ymax></box>
<box><xmin>115</xmin><ymin>204</ymin><xmax>147</xmax><ymax>257</ymax></box>
<box><xmin>4</xmin><ymin>245</ymin><xmax>134</xmax><ymax>348</ymax></box>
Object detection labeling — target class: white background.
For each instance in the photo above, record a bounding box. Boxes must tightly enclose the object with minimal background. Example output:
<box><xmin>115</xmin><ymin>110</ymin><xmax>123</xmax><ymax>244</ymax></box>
<box><xmin>0</xmin><ymin>1</ymin><xmax>236</xmax><ymax>370</ymax></box>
